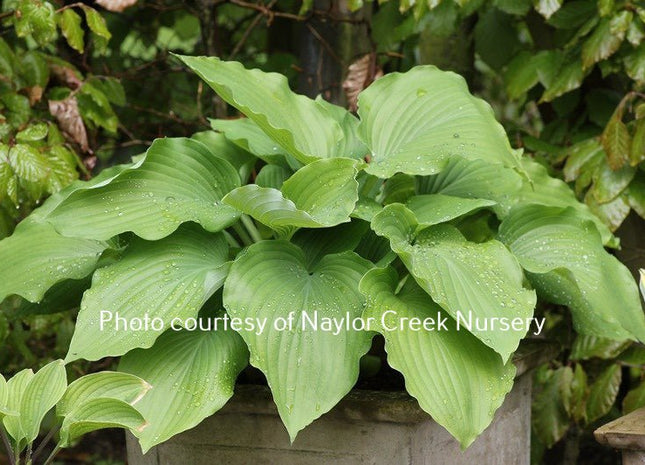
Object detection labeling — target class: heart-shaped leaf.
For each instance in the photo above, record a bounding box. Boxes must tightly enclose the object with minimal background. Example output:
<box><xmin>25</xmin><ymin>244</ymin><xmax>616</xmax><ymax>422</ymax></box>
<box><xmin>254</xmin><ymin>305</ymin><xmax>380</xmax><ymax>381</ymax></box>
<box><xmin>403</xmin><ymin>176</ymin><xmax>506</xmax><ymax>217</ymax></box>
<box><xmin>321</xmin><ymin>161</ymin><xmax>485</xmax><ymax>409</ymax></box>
<box><xmin>67</xmin><ymin>225</ymin><xmax>231</xmax><ymax>362</ymax></box>
<box><xmin>359</xmin><ymin>267</ymin><xmax>516</xmax><ymax>448</ymax></box>
<box><xmin>223</xmin><ymin>241</ymin><xmax>373</xmax><ymax>440</ymax></box>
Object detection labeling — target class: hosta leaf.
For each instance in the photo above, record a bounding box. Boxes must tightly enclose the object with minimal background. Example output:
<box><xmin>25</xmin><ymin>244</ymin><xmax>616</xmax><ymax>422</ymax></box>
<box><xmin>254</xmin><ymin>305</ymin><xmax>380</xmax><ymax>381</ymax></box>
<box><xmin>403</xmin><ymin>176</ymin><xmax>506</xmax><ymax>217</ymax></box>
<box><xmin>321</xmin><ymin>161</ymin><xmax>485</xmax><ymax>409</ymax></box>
<box><xmin>223</xmin><ymin>158</ymin><xmax>360</xmax><ymax>237</ymax></box>
<box><xmin>255</xmin><ymin>164</ymin><xmax>292</xmax><ymax>189</ymax></box>
<box><xmin>623</xmin><ymin>380</ymin><xmax>645</xmax><ymax>414</ymax></box>
<box><xmin>57</xmin><ymin>372</ymin><xmax>151</xmax><ymax>417</ymax></box>
<box><xmin>3</xmin><ymin>369</ymin><xmax>34</xmax><ymax>446</ymax></box>
<box><xmin>359</xmin><ymin>268</ymin><xmax>515</xmax><ymax>448</ymax></box>
<box><xmin>314</xmin><ymin>96</ymin><xmax>368</xmax><ymax>159</ymax></box>
<box><xmin>57</xmin><ymin>9</ymin><xmax>84</xmax><ymax>53</ymax></box>
<box><xmin>416</xmin><ymin>157</ymin><xmax>522</xmax><ymax>216</ymax></box>
<box><xmin>59</xmin><ymin>398</ymin><xmax>146</xmax><ymax>447</ymax></box>
<box><xmin>20</xmin><ymin>360</ymin><xmax>67</xmax><ymax>443</ymax></box>
<box><xmin>178</xmin><ymin>56</ymin><xmax>343</xmax><ymax>164</ymax></box>
<box><xmin>357</xmin><ymin>66</ymin><xmax>522</xmax><ymax>178</ymax></box>
<box><xmin>67</xmin><ymin>225</ymin><xmax>230</xmax><ymax>361</ymax></box>
<box><xmin>372</xmin><ymin>204</ymin><xmax>536</xmax><ymax>360</ymax></box>
<box><xmin>640</xmin><ymin>269</ymin><xmax>645</xmax><ymax>299</ymax></box>
<box><xmin>406</xmin><ymin>194</ymin><xmax>496</xmax><ymax>226</ymax></box>
<box><xmin>191</xmin><ymin>130</ymin><xmax>256</xmax><ymax>183</ymax></box>
<box><xmin>517</xmin><ymin>158</ymin><xmax>616</xmax><ymax>246</ymax></box>
<box><xmin>498</xmin><ymin>205</ymin><xmax>645</xmax><ymax>342</ymax></box>
<box><xmin>0</xmin><ymin>219</ymin><xmax>107</xmax><ymax>303</ymax></box>
<box><xmin>0</xmin><ymin>374</ymin><xmax>7</xmax><ymax>418</ymax></box>
<box><xmin>586</xmin><ymin>364</ymin><xmax>621</xmax><ymax>422</ymax></box>
<box><xmin>119</xmin><ymin>327</ymin><xmax>248</xmax><ymax>452</ymax></box>
<box><xmin>210</xmin><ymin>118</ymin><xmax>291</xmax><ymax>166</ymax></box>
<box><xmin>46</xmin><ymin>138</ymin><xmax>240</xmax><ymax>241</ymax></box>
<box><xmin>16</xmin><ymin>123</ymin><xmax>48</xmax><ymax>142</ymax></box>
<box><xmin>223</xmin><ymin>241</ymin><xmax>373</xmax><ymax>440</ymax></box>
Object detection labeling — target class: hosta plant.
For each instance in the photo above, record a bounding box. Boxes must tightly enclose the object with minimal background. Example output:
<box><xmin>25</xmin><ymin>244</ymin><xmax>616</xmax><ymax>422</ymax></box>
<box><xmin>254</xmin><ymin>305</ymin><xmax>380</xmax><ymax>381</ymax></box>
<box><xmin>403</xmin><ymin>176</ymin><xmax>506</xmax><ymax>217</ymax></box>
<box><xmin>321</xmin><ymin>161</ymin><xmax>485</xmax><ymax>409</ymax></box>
<box><xmin>1</xmin><ymin>57</ymin><xmax>645</xmax><ymax>452</ymax></box>
<box><xmin>0</xmin><ymin>360</ymin><xmax>149</xmax><ymax>465</ymax></box>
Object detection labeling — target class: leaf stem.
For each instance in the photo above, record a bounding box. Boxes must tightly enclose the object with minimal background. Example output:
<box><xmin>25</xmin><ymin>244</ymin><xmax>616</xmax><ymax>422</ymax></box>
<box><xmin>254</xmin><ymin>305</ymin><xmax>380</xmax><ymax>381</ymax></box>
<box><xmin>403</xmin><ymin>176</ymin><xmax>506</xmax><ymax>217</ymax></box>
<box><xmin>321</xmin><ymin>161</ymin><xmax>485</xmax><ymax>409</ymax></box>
<box><xmin>232</xmin><ymin>222</ymin><xmax>253</xmax><ymax>246</ymax></box>
<box><xmin>222</xmin><ymin>230</ymin><xmax>241</xmax><ymax>248</ymax></box>
<box><xmin>240</xmin><ymin>214</ymin><xmax>263</xmax><ymax>243</ymax></box>
<box><xmin>31</xmin><ymin>426</ymin><xmax>59</xmax><ymax>463</ymax></box>
<box><xmin>41</xmin><ymin>444</ymin><xmax>61</xmax><ymax>465</ymax></box>
<box><xmin>0</xmin><ymin>426</ymin><xmax>16</xmax><ymax>465</ymax></box>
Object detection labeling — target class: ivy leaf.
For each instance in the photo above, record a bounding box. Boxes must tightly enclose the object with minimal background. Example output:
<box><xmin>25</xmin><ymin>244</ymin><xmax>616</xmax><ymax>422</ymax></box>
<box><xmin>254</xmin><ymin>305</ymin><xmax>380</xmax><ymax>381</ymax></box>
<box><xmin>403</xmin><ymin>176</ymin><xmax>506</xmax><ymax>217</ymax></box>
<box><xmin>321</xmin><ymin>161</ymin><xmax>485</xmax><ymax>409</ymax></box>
<box><xmin>119</xmin><ymin>327</ymin><xmax>248</xmax><ymax>452</ymax></box>
<box><xmin>223</xmin><ymin>241</ymin><xmax>373</xmax><ymax>441</ymax></box>
<box><xmin>223</xmin><ymin>158</ymin><xmax>360</xmax><ymax>237</ymax></box>
<box><xmin>586</xmin><ymin>364</ymin><xmax>621</xmax><ymax>422</ymax></box>
<box><xmin>602</xmin><ymin>113</ymin><xmax>632</xmax><ymax>169</ymax></box>
<box><xmin>57</xmin><ymin>9</ymin><xmax>84</xmax><ymax>53</ymax></box>
<box><xmin>46</xmin><ymin>138</ymin><xmax>240</xmax><ymax>241</ymax></box>
<box><xmin>178</xmin><ymin>55</ymin><xmax>343</xmax><ymax>164</ymax></box>
<box><xmin>498</xmin><ymin>205</ymin><xmax>645</xmax><ymax>342</ymax></box>
<box><xmin>67</xmin><ymin>225</ymin><xmax>230</xmax><ymax>361</ymax></box>
<box><xmin>359</xmin><ymin>267</ymin><xmax>515</xmax><ymax>448</ymax></box>
<box><xmin>372</xmin><ymin>204</ymin><xmax>536</xmax><ymax>361</ymax></box>
<box><xmin>357</xmin><ymin>66</ymin><xmax>523</xmax><ymax>178</ymax></box>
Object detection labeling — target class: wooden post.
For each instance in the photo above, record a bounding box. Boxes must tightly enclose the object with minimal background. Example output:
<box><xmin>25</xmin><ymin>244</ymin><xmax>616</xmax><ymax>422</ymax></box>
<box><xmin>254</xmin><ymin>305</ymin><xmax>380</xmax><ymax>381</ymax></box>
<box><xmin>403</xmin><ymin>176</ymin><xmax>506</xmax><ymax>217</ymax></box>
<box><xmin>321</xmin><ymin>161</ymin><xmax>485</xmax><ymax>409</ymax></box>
<box><xmin>594</xmin><ymin>407</ymin><xmax>645</xmax><ymax>464</ymax></box>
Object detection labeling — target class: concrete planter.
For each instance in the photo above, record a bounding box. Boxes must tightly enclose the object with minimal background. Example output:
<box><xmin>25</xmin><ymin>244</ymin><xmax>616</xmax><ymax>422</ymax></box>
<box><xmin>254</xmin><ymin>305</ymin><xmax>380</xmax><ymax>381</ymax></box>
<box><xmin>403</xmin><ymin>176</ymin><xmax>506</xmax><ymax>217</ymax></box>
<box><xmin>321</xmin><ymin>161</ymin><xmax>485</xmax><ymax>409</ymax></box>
<box><xmin>127</xmin><ymin>342</ymin><xmax>552</xmax><ymax>465</ymax></box>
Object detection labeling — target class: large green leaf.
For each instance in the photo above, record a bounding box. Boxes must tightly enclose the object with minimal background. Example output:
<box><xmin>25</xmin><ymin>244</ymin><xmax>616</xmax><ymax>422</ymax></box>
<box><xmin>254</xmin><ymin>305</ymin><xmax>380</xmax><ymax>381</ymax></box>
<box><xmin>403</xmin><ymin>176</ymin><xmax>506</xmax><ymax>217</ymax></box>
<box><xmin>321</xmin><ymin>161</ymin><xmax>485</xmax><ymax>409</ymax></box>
<box><xmin>223</xmin><ymin>241</ymin><xmax>373</xmax><ymax>440</ymax></box>
<box><xmin>0</xmin><ymin>219</ymin><xmax>107</xmax><ymax>303</ymax></box>
<box><xmin>58</xmin><ymin>398</ymin><xmax>146</xmax><ymax>447</ymax></box>
<box><xmin>314</xmin><ymin>96</ymin><xmax>368</xmax><ymax>160</ymax></box>
<box><xmin>223</xmin><ymin>158</ymin><xmax>360</xmax><ymax>237</ymax></box>
<box><xmin>498</xmin><ymin>205</ymin><xmax>645</xmax><ymax>342</ymax></box>
<box><xmin>359</xmin><ymin>268</ymin><xmax>515</xmax><ymax>448</ymax></box>
<box><xmin>120</xmin><ymin>326</ymin><xmax>248</xmax><ymax>452</ymax></box>
<box><xmin>357</xmin><ymin>66</ymin><xmax>522</xmax><ymax>178</ymax></box>
<box><xmin>57</xmin><ymin>372</ymin><xmax>151</xmax><ymax>417</ymax></box>
<box><xmin>372</xmin><ymin>204</ymin><xmax>536</xmax><ymax>361</ymax></box>
<box><xmin>416</xmin><ymin>157</ymin><xmax>523</xmax><ymax>216</ymax></box>
<box><xmin>517</xmin><ymin>158</ymin><xmax>616</xmax><ymax>246</ymax></box>
<box><xmin>406</xmin><ymin>194</ymin><xmax>496</xmax><ymax>226</ymax></box>
<box><xmin>191</xmin><ymin>130</ymin><xmax>257</xmax><ymax>183</ymax></box>
<box><xmin>20</xmin><ymin>360</ymin><xmax>67</xmax><ymax>443</ymax></box>
<box><xmin>46</xmin><ymin>138</ymin><xmax>240</xmax><ymax>241</ymax></box>
<box><xmin>178</xmin><ymin>56</ymin><xmax>343</xmax><ymax>164</ymax></box>
<box><xmin>67</xmin><ymin>225</ymin><xmax>230</xmax><ymax>362</ymax></box>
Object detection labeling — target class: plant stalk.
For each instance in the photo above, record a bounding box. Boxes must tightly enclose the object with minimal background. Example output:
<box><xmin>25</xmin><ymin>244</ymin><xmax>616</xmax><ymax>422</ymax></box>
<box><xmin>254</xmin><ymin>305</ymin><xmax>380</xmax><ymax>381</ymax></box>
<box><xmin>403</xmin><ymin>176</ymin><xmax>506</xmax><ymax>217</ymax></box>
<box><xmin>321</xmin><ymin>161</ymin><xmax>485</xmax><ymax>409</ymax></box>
<box><xmin>41</xmin><ymin>444</ymin><xmax>61</xmax><ymax>465</ymax></box>
<box><xmin>0</xmin><ymin>426</ymin><xmax>16</xmax><ymax>465</ymax></box>
<box><xmin>31</xmin><ymin>426</ymin><xmax>59</xmax><ymax>463</ymax></box>
<box><xmin>232</xmin><ymin>222</ymin><xmax>253</xmax><ymax>246</ymax></box>
<box><xmin>240</xmin><ymin>214</ymin><xmax>263</xmax><ymax>243</ymax></box>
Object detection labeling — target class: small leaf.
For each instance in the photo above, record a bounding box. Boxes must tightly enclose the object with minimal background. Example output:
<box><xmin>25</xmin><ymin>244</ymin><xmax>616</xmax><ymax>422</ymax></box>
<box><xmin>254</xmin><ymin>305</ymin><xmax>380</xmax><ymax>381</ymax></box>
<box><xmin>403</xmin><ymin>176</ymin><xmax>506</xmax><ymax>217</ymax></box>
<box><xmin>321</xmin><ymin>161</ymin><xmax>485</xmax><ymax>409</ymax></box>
<box><xmin>14</xmin><ymin>0</ymin><xmax>57</xmax><ymax>45</ymax></box>
<box><xmin>58</xmin><ymin>398</ymin><xmax>146</xmax><ymax>447</ymax></box>
<box><xmin>602</xmin><ymin>114</ymin><xmax>632</xmax><ymax>169</ymax></box>
<box><xmin>586</xmin><ymin>364</ymin><xmax>621</xmax><ymax>422</ymax></box>
<box><xmin>3</xmin><ymin>369</ymin><xmax>34</xmax><ymax>446</ymax></box>
<box><xmin>623</xmin><ymin>380</ymin><xmax>645</xmax><ymax>414</ymax></box>
<box><xmin>532</xmin><ymin>367</ymin><xmax>571</xmax><ymax>447</ymax></box>
<box><xmin>625</xmin><ymin>43</ymin><xmax>645</xmax><ymax>82</ymax></box>
<box><xmin>630</xmin><ymin>119</ymin><xmax>645</xmax><ymax>166</ymax></box>
<box><xmin>16</xmin><ymin>123</ymin><xmax>48</xmax><ymax>142</ymax></box>
<box><xmin>57</xmin><ymin>372</ymin><xmax>151</xmax><ymax>417</ymax></box>
<box><xmin>581</xmin><ymin>18</ymin><xmax>626</xmax><ymax>69</ymax></box>
<box><xmin>80</xmin><ymin>6</ymin><xmax>111</xmax><ymax>52</ymax></box>
<box><xmin>119</xmin><ymin>327</ymin><xmax>248</xmax><ymax>452</ymax></box>
<box><xmin>20</xmin><ymin>360</ymin><xmax>67</xmax><ymax>443</ymax></box>
<box><xmin>541</xmin><ymin>60</ymin><xmax>584</xmax><ymax>102</ymax></box>
<box><xmin>57</xmin><ymin>9</ymin><xmax>84</xmax><ymax>53</ymax></box>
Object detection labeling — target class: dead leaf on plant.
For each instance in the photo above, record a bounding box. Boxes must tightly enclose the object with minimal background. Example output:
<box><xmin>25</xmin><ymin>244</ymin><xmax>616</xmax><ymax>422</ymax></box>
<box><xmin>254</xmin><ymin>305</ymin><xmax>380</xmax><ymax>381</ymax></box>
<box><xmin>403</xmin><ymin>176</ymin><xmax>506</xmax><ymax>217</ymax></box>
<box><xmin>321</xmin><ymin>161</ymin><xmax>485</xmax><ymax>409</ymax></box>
<box><xmin>50</xmin><ymin>64</ymin><xmax>83</xmax><ymax>89</ymax></box>
<box><xmin>49</xmin><ymin>97</ymin><xmax>90</xmax><ymax>153</ymax></box>
<box><xmin>26</xmin><ymin>86</ymin><xmax>43</xmax><ymax>105</ymax></box>
<box><xmin>342</xmin><ymin>53</ymin><xmax>382</xmax><ymax>112</ymax></box>
<box><xmin>95</xmin><ymin>0</ymin><xmax>138</xmax><ymax>12</ymax></box>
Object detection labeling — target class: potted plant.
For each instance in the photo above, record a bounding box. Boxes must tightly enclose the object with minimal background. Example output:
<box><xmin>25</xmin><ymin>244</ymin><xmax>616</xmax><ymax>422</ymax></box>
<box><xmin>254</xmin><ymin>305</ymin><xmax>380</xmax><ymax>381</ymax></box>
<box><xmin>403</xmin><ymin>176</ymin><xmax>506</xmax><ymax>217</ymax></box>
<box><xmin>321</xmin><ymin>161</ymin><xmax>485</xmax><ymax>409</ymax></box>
<box><xmin>1</xmin><ymin>57</ymin><xmax>643</xmax><ymax>463</ymax></box>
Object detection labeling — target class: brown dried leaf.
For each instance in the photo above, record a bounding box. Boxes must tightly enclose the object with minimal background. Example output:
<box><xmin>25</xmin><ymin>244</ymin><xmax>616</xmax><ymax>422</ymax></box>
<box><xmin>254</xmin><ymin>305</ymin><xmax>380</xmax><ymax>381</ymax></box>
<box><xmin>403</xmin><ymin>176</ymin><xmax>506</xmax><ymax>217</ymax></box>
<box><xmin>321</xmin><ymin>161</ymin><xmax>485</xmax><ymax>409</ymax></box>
<box><xmin>94</xmin><ymin>0</ymin><xmax>138</xmax><ymax>12</ymax></box>
<box><xmin>26</xmin><ymin>86</ymin><xmax>43</xmax><ymax>105</ymax></box>
<box><xmin>50</xmin><ymin>64</ymin><xmax>83</xmax><ymax>89</ymax></box>
<box><xmin>48</xmin><ymin>97</ymin><xmax>90</xmax><ymax>153</ymax></box>
<box><xmin>342</xmin><ymin>53</ymin><xmax>382</xmax><ymax>112</ymax></box>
